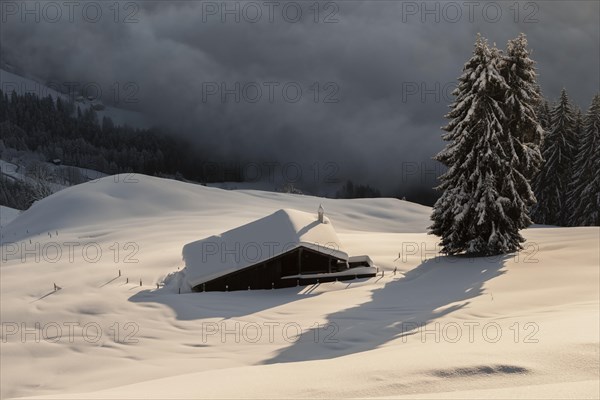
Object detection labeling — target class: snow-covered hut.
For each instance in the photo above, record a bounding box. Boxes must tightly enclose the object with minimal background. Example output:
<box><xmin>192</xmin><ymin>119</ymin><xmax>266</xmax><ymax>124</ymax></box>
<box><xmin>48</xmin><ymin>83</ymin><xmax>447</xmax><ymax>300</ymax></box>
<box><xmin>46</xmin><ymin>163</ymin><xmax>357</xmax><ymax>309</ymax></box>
<box><xmin>183</xmin><ymin>208</ymin><xmax>376</xmax><ymax>292</ymax></box>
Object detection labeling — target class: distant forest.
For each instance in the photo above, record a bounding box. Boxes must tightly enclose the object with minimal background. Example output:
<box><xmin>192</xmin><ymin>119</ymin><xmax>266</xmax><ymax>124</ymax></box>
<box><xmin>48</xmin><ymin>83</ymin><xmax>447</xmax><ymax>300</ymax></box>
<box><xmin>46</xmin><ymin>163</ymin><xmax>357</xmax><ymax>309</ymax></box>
<box><xmin>0</xmin><ymin>90</ymin><xmax>389</xmax><ymax>210</ymax></box>
<box><xmin>0</xmin><ymin>90</ymin><xmax>235</xmax><ymax>182</ymax></box>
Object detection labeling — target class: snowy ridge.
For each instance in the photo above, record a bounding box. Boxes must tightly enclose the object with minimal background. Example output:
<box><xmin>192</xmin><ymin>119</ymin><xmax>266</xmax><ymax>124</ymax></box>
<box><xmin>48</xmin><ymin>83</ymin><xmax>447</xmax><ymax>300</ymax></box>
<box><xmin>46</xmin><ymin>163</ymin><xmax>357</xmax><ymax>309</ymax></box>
<box><xmin>2</xmin><ymin>174</ymin><xmax>430</xmax><ymax>244</ymax></box>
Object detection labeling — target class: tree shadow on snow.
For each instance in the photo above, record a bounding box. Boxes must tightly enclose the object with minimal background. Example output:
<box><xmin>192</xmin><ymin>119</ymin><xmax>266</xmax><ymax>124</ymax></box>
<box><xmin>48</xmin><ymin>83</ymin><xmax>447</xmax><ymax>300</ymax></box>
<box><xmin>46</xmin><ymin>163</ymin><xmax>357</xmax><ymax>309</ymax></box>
<box><xmin>263</xmin><ymin>254</ymin><xmax>509</xmax><ymax>364</ymax></box>
<box><xmin>128</xmin><ymin>285</ymin><xmax>320</xmax><ymax>320</ymax></box>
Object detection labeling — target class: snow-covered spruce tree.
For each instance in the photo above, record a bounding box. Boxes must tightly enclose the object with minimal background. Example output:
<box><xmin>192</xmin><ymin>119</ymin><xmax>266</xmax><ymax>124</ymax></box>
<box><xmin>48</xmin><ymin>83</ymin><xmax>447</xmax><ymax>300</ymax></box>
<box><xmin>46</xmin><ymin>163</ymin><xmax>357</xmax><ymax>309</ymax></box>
<box><xmin>531</xmin><ymin>89</ymin><xmax>577</xmax><ymax>225</ymax></box>
<box><xmin>501</xmin><ymin>33</ymin><xmax>544</xmax><ymax>181</ymax></box>
<box><xmin>573</xmin><ymin>107</ymin><xmax>584</xmax><ymax>147</ymax></box>
<box><xmin>567</xmin><ymin>94</ymin><xmax>600</xmax><ymax>226</ymax></box>
<box><xmin>430</xmin><ymin>36</ymin><xmax>532</xmax><ymax>255</ymax></box>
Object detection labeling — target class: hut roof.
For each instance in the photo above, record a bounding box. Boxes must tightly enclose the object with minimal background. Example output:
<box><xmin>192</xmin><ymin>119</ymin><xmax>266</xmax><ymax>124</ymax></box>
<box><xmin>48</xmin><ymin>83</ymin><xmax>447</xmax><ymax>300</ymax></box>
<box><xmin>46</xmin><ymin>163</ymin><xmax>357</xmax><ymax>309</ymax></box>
<box><xmin>183</xmin><ymin>209</ymin><xmax>347</xmax><ymax>287</ymax></box>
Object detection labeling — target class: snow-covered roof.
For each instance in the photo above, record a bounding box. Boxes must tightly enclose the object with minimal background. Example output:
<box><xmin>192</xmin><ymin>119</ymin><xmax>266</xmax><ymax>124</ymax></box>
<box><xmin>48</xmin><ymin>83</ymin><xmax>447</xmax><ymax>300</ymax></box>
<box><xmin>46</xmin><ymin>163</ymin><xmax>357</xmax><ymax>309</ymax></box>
<box><xmin>183</xmin><ymin>209</ymin><xmax>348</xmax><ymax>287</ymax></box>
<box><xmin>348</xmin><ymin>255</ymin><xmax>374</xmax><ymax>265</ymax></box>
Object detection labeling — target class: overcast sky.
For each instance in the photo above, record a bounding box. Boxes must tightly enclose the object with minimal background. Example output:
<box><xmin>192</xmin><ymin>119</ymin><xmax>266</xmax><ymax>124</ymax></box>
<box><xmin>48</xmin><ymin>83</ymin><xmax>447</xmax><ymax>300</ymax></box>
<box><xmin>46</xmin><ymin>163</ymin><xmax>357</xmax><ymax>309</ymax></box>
<box><xmin>1</xmin><ymin>0</ymin><xmax>598</xmax><ymax>197</ymax></box>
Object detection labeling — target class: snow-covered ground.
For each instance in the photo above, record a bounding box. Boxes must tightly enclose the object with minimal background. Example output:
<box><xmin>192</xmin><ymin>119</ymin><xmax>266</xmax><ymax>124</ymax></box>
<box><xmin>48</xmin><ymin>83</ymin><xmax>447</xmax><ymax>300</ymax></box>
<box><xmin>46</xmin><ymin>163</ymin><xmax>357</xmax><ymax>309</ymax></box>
<box><xmin>0</xmin><ymin>175</ymin><xmax>598</xmax><ymax>399</ymax></box>
<box><xmin>0</xmin><ymin>206</ymin><xmax>20</xmax><ymax>229</ymax></box>
<box><xmin>0</xmin><ymin>158</ymin><xmax>66</xmax><ymax>196</ymax></box>
<box><xmin>0</xmin><ymin>157</ymin><xmax>108</xmax><ymax>195</ymax></box>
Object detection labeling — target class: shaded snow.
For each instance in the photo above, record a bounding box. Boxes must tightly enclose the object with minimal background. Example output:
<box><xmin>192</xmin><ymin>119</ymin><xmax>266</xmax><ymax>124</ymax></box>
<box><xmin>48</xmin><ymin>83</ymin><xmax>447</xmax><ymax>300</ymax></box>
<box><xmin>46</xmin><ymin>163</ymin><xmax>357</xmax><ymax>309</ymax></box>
<box><xmin>0</xmin><ymin>206</ymin><xmax>20</xmax><ymax>228</ymax></box>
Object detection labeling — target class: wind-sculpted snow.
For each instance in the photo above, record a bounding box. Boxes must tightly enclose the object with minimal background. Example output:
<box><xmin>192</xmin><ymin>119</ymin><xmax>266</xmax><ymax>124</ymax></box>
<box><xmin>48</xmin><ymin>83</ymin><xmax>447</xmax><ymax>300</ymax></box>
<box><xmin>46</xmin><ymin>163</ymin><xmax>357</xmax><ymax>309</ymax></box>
<box><xmin>3</xmin><ymin>174</ymin><xmax>431</xmax><ymax>244</ymax></box>
<box><xmin>0</xmin><ymin>174</ymin><xmax>598</xmax><ymax>399</ymax></box>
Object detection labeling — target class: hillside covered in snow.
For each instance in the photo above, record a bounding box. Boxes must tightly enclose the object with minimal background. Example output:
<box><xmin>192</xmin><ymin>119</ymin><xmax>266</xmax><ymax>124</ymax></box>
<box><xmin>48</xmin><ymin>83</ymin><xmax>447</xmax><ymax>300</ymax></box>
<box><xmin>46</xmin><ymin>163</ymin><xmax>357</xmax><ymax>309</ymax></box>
<box><xmin>0</xmin><ymin>175</ymin><xmax>598</xmax><ymax>399</ymax></box>
<box><xmin>0</xmin><ymin>68</ymin><xmax>151</xmax><ymax>130</ymax></box>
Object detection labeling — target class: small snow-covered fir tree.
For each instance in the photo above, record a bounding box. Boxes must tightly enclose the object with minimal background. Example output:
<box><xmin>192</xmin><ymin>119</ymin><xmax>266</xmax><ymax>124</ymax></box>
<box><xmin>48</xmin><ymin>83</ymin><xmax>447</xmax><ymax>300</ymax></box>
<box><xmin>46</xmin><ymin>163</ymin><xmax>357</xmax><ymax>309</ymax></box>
<box><xmin>531</xmin><ymin>89</ymin><xmax>578</xmax><ymax>225</ymax></box>
<box><xmin>574</xmin><ymin>108</ymin><xmax>583</xmax><ymax>134</ymax></box>
<box><xmin>501</xmin><ymin>33</ymin><xmax>544</xmax><ymax>181</ymax></box>
<box><xmin>573</xmin><ymin>107</ymin><xmax>584</xmax><ymax>151</ymax></box>
<box><xmin>567</xmin><ymin>94</ymin><xmax>600</xmax><ymax>226</ymax></box>
<box><xmin>430</xmin><ymin>35</ymin><xmax>533</xmax><ymax>255</ymax></box>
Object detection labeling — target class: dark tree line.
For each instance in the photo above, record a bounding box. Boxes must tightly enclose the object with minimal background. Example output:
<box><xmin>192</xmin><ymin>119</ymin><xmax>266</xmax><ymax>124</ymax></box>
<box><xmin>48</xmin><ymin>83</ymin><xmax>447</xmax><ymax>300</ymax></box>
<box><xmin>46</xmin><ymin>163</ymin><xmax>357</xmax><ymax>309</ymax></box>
<box><xmin>0</xmin><ymin>176</ymin><xmax>43</xmax><ymax>210</ymax></box>
<box><xmin>336</xmin><ymin>180</ymin><xmax>382</xmax><ymax>199</ymax></box>
<box><xmin>0</xmin><ymin>90</ymin><xmax>244</xmax><ymax>186</ymax></box>
<box><xmin>533</xmin><ymin>91</ymin><xmax>600</xmax><ymax>226</ymax></box>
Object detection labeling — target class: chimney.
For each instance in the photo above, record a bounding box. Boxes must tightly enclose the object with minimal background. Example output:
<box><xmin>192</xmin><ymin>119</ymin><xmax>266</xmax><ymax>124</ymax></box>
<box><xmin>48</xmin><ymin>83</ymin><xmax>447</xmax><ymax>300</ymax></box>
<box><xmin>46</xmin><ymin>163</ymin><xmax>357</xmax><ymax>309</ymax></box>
<box><xmin>318</xmin><ymin>204</ymin><xmax>325</xmax><ymax>223</ymax></box>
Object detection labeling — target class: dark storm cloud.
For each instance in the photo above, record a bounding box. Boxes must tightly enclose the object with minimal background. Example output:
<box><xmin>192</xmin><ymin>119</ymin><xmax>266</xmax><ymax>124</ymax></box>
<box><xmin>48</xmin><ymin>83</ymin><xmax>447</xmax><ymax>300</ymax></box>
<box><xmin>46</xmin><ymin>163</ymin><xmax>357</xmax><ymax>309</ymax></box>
<box><xmin>1</xmin><ymin>0</ymin><xmax>598</xmax><ymax>196</ymax></box>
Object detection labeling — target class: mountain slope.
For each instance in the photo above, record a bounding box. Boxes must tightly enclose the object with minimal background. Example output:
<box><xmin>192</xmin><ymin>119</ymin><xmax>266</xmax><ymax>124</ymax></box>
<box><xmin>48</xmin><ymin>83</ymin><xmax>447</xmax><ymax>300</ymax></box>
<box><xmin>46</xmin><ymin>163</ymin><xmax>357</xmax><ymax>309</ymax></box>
<box><xmin>0</xmin><ymin>68</ymin><xmax>151</xmax><ymax>129</ymax></box>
